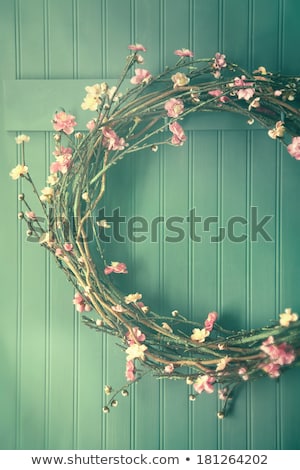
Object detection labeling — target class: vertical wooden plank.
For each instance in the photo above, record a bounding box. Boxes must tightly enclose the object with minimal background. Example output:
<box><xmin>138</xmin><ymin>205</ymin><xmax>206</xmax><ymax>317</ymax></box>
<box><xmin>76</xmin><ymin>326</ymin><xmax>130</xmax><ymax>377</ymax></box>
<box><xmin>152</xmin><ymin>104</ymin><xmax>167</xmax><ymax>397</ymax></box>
<box><xmin>106</xmin><ymin>0</ymin><xmax>132</xmax><ymax>76</ymax></box>
<box><xmin>193</xmin><ymin>0</ymin><xmax>220</xmax><ymax>56</ymax></box>
<box><xmin>77</xmin><ymin>0</ymin><xmax>103</xmax><ymax>78</ymax></box>
<box><xmin>16</xmin><ymin>0</ymin><xmax>49</xmax><ymax>449</ymax></box>
<box><xmin>0</xmin><ymin>0</ymin><xmax>19</xmax><ymax>450</ymax></box>
<box><xmin>278</xmin><ymin>0</ymin><xmax>300</xmax><ymax>449</ymax></box>
<box><xmin>252</xmin><ymin>0</ymin><xmax>280</xmax><ymax>70</ymax></box>
<box><xmin>191</xmin><ymin>131</ymin><xmax>219</xmax><ymax>449</ymax></box>
<box><xmin>133</xmin><ymin>147</ymin><xmax>162</xmax><ymax>449</ymax></box>
<box><xmin>220</xmin><ymin>131</ymin><xmax>248</xmax><ymax>449</ymax></box>
<box><xmin>223</xmin><ymin>0</ymin><xmax>251</xmax><ymax>67</ymax></box>
<box><xmin>47</xmin><ymin>0</ymin><xmax>76</xmax><ymax>78</ymax></box>
<box><xmin>46</xmin><ymin>0</ymin><xmax>78</xmax><ymax>449</ymax></box>
<box><xmin>249</xmin><ymin>132</ymin><xmax>278</xmax><ymax>449</ymax></box>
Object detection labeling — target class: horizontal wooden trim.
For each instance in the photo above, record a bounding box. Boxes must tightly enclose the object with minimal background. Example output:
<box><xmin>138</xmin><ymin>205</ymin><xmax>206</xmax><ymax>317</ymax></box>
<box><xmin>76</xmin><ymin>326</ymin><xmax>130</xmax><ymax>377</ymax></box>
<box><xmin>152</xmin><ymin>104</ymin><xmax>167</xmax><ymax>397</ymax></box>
<box><xmin>3</xmin><ymin>79</ymin><xmax>260</xmax><ymax>132</ymax></box>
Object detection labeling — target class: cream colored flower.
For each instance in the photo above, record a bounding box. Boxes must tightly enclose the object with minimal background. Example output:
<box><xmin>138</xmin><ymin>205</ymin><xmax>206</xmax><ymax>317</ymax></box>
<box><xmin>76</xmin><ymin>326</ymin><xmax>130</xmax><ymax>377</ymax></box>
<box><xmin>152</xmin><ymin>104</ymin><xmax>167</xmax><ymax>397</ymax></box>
<box><xmin>171</xmin><ymin>72</ymin><xmax>190</xmax><ymax>88</ymax></box>
<box><xmin>190</xmin><ymin>328</ymin><xmax>210</xmax><ymax>343</ymax></box>
<box><xmin>124</xmin><ymin>292</ymin><xmax>142</xmax><ymax>304</ymax></box>
<box><xmin>47</xmin><ymin>173</ymin><xmax>59</xmax><ymax>186</ymax></box>
<box><xmin>216</xmin><ymin>355</ymin><xmax>231</xmax><ymax>372</ymax></box>
<box><xmin>125</xmin><ymin>343</ymin><xmax>148</xmax><ymax>361</ymax></box>
<box><xmin>9</xmin><ymin>164</ymin><xmax>28</xmax><ymax>180</ymax></box>
<box><xmin>40</xmin><ymin>186</ymin><xmax>54</xmax><ymax>203</ymax></box>
<box><xmin>279</xmin><ymin>308</ymin><xmax>298</xmax><ymax>327</ymax></box>
<box><xmin>82</xmin><ymin>192</ymin><xmax>90</xmax><ymax>202</ymax></box>
<box><xmin>162</xmin><ymin>322</ymin><xmax>173</xmax><ymax>333</ymax></box>
<box><xmin>248</xmin><ymin>97</ymin><xmax>260</xmax><ymax>110</ymax></box>
<box><xmin>81</xmin><ymin>93</ymin><xmax>101</xmax><ymax>111</ymax></box>
<box><xmin>15</xmin><ymin>134</ymin><xmax>30</xmax><ymax>144</ymax></box>
<box><xmin>268</xmin><ymin>121</ymin><xmax>285</xmax><ymax>139</ymax></box>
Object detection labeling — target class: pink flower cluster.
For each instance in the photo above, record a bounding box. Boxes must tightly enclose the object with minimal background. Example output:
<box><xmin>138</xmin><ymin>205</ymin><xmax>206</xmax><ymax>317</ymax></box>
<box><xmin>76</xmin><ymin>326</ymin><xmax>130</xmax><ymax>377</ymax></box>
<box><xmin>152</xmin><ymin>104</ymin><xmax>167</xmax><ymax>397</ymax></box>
<box><xmin>287</xmin><ymin>136</ymin><xmax>300</xmax><ymax>160</ymax></box>
<box><xmin>233</xmin><ymin>76</ymin><xmax>255</xmax><ymax>101</ymax></box>
<box><xmin>204</xmin><ymin>311</ymin><xmax>218</xmax><ymax>332</ymax></box>
<box><xmin>73</xmin><ymin>292</ymin><xmax>92</xmax><ymax>313</ymax></box>
<box><xmin>125</xmin><ymin>326</ymin><xmax>147</xmax><ymax>382</ymax></box>
<box><xmin>102</xmin><ymin>127</ymin><xmax>126</xmax><ymax>151</ymax></box>
<box><xmin>130</xmin><ymin>68</ymin><xmax>152</xmax><ymax>85</ymax></box>
<box><xmin>50</xmin><ymin>146</ymin><xmax>73</xmax><ymax>174</ymax></box>
<box><xmin>104</xmin><ymin>262</ymin><xmax>128</xmax><ymax>275</ymax></box>
<box><xmin>164</xmin><ymin>98</ymin><xmax>184</xmax><ymax>118</ymax></box>
<box><xmin>259</xmin><ymin>336</ymin><xmax>296</xmax><ymax>378</ymax></box>
<box><xmin>169</xmin><ymin>121</ymin><xmax>186</xmax><ymax>146</ymax></box>
<box><xmin>125</xmin><ymin>360</ymin><xmax>136</xmax><ymax>382</ymax></box>
<box><xmin>193</xmin><ymin>375</ymin><xmax>215</xmax><ymax>394</ymax></box>
<box><xmin>53</xmin><ymin>111</ymin><xmax>77</xmax><ymax>135</ymax></box>
<box><xmin>212</xmin><ymin>52</ymin><xmax>227</xmax><ymax>78</ymax></box>
<box><xmin>174</xmin><ymin>48</ymin><xmax>194</xmax><ymax>57</ymax></box>
<box><xmin>126</xmin><ymin>327</ymin><xmax>146</xmax><ymax>345</ymax></box>
<box><xmin>208</xmin><ymin>89</ymin><xmax>229</xmax><ymax>104</ymax></box>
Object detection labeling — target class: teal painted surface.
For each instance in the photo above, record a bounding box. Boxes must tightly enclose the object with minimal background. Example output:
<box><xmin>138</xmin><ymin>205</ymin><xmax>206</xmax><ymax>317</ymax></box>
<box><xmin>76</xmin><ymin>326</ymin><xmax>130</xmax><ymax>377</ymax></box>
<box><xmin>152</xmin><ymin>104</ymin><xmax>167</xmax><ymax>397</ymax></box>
<box><xmin>1</xmin><ymin>0</ymin><xmax>300</xmax><ymax>450</ymax></box>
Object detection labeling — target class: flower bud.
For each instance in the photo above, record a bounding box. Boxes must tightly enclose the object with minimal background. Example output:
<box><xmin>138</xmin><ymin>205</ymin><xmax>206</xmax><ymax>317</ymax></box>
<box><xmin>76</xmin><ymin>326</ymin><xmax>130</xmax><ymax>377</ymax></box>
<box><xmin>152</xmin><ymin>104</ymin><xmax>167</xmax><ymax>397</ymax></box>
<box><xmin>111</xmin><ymin>400</ymin><xmax>118</xmax><ymax>408</ymax></box>
<box><xmin>18</xmin><ymin>193</ymin><xmax>25</xmax><ymax>200</ymax></box>
<box><xmin>121</xmin><ymin>389</ymin><xmax>129</xmax><ymax>397</ymax></box>
<box><xmin>18</xmin><ymin>211</ymin><xmax>24</xmax><ymax>219</ymax></box>
<box><xmin>104</xmin><ymin>385</ymin><xmax>112</xmax><ymax>395</ymax></box>
<box><xmin>189</xmin><ymin>394</ymin><xmax>196</xmax><ymax>401</ymax></box>
<box><xmin>102</xmin><ymin>406</ymin><xmax>110</xmax><ymax>414</ymax></box>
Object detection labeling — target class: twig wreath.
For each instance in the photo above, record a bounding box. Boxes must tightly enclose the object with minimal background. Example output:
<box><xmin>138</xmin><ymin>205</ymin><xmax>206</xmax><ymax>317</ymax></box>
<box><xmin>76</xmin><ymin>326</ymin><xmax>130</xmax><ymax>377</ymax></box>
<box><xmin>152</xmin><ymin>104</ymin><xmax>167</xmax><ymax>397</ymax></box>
<box><xmin>11</xmin><ymin>44</ymin><xmax>300</xmax><ymax>418</ymax></box>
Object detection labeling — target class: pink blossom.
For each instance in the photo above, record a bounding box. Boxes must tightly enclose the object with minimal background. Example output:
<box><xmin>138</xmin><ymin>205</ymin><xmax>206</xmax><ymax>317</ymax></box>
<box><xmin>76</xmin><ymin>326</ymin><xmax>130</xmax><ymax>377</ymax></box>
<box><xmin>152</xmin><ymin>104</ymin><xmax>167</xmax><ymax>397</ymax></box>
<box><xmin>73</xmin><ymin>292</ymin><xmax>92</xmax><ymax>313</ymax></box>
<box><xmin>169</xmin><ymin>121</ymin><xmax>186</xmax><ymax>146</ymax></box>
<box><xmin>213</xmin><ymin>52</ymin><xmax>227</xmax><ymax>69</ymax></box>
<box><xmin>104</xmin><ymin>261</ymin><xmax>128</xmax><ymax>275</ymax></box>
<box><xmin>52</xmin><ymin>111</ymin><xmax>77</xmax><ymax>135</ymax></box>
<box><xmin>128</xmin><ymin>43</ymin><xmax>146</xmax><ymax>52</ymax></box>
<box><xmin>204</xmin><ymin>311</ymin><xmax>218</xmax><ymax>332</ymax></box>
<box><xmin>63</xmin><ymin>243</ymin><xmax>73</xmax><ymax>252</ymax></box>
<box><xmin>260</xmin><ymin>362</ymin><xmax>281</xmax><ymax>378</ymax></box>
<box><xmin>164</xmin><ymin>363</ymin><xmax>174</xmax><ymax>374</ymax></box>
<box><xmin>208</xmin><ymin>89</ymin><xmax>229</xmax><ymax>104</ymax></box>
<box><xmin>164</xmin><ymin>98</ymin><xmax>184</xmax><ymax>118</ymax></box>
<box><xmin>86</xmin><ymin>119</ymin><xmax>96</xmax><ymax>132</ymax></box>
<box><xmin>50</xmin><ymin>146</ymin><xmax>73</xmax><ymax>174</ymax></box>
<box><xmin>273</xmin><ymin>342</ymin><xmax>296</xmax><ymax>365</ymax></box>
<box><xmin>287</xmin><ymin>136</ymin><xmax>300</xmax><ymax>160</ymax></box>
<box><xmin>174</xmin><ymin>48</ymin><xmax>194</xmax><ymax>57</ymax></box>
<box><xmin>237</xmin><ymin>87</ymin><xmax>255</xmax><ymax>101</ymax></box>
<box><xmin>130</xmin><ymin>68</ymin><xmax>152</xmax><ymax>85</ymax></box>
<box><xmin>50</xmin><ymin>155</ymin><xmax>72</xmax><ymax>174</ymax></box>
<box><xmin>55</xmin><ymin>248</ymin><xmax>64</xmax><ymax>257</ymax></box>
<box><xmin>26</xmin><ymin>211</ymin><xmax>37</xmax><ymax>221</ymax></box>
<box><xmin>53</xmin><ymin>146</ymin><xmax>73</xmax><ymax>158</ymax></box>
<box><xmin>102</xmin><ymin>127</ymin><xmax>126</xmax><ymax>151</ymax></box>
<box><xmin>233</xmin><ymin>76</ymin><xmax>255</xmax><ymax>101</ymax></box>
<box><xmin>125</xmin><ymin>360</ymin><xmax>136</xmax><ymax>382</ymax></box>
<box><xmin>260</xmin><ymin>336</ymin><xmax>296</xmax><ymax>366</ymax></box>
<box><xmin>193</xmin><ymin>375</ymin><xmax>215</xmax><ymax>394</ymax></box>
<box><xmin>126</xmin><ymin>327</ymin><xmax>146</xmax><ymax>345</ymax></box>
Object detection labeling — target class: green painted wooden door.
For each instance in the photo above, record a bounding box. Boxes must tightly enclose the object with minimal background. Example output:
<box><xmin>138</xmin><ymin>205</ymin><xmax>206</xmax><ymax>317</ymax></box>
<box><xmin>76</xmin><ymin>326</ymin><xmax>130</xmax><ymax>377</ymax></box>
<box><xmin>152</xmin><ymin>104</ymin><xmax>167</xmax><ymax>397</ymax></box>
<box><xmin>1</xmin><ymin>0</ymin><xmax>300</xmax><ymax>450</ymax></box>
